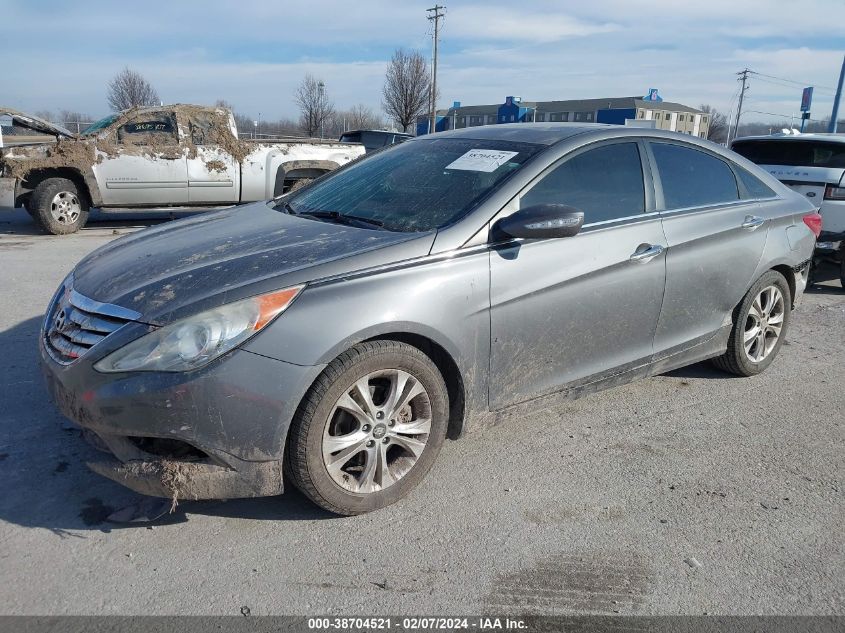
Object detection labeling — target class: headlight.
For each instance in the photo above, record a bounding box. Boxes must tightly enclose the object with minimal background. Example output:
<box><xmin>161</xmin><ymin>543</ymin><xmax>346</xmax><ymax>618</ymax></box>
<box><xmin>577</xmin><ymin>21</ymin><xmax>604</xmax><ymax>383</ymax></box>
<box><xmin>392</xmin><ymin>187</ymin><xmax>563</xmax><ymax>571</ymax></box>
<box><xmin>94</xmin><ymin>285</ymin><xmax>303</xmax><ymax>372</ymax></box>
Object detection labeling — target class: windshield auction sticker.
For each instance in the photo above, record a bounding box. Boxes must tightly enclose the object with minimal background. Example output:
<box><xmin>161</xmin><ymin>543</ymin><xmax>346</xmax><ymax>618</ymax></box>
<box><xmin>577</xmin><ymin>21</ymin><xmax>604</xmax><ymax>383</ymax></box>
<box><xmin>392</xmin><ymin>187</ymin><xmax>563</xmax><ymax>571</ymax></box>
<box><xmin>445</xmin><ymin>149</ymin><xmax>519</xmax><ymax>172</ymax></box>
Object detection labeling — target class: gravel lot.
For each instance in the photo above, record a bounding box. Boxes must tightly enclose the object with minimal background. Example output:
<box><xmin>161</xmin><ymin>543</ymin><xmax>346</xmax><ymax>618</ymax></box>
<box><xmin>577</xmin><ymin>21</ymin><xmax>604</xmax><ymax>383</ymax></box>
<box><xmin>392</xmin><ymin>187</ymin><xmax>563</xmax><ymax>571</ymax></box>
<box><xmin>0</xmin><ymin>209</ymin><xmax>842</xmax><ymax>616</ymax></box>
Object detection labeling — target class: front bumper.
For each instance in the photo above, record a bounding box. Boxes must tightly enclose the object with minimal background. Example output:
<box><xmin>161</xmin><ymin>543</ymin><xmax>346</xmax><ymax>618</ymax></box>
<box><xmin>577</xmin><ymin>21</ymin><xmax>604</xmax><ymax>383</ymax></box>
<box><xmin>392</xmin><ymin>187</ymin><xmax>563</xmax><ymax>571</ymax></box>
<box><xmin>40</xmin><ymin>334</ymin><xmax>325</xmax><ymax>500</ymax></box>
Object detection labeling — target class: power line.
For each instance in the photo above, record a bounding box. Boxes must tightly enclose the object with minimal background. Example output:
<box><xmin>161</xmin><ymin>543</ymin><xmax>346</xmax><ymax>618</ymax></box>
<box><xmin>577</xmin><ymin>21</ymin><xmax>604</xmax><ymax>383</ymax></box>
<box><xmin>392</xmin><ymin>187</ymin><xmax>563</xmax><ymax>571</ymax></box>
<box><xmin>748</xmin><ymin>70</ymin><xmax>836</xmax><ymax>92</ymax></box>
<box><xmin>749</xmin><ymin>75</ymin><xmax>836</xmax><ymax>96</ymax></box>
<box><xmin>744</xmin><ymin>109</ymin><xmax>828</xmax><ymax>123</ymax></box>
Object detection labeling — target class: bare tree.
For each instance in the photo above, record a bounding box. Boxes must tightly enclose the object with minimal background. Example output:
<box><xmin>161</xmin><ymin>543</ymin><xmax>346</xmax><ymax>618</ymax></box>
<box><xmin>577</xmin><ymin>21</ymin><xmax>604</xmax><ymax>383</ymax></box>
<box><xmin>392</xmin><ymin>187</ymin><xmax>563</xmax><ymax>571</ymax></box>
<box><xmin>382</xmin><ymin>49</ymin><xmax>432</xmax><ymax>133</ymax></box>
<box><xmin>58</xmin><ymin>110</ymin><xmax>94</xmax><ymax>133</ymax></box>
<box><xmin>345</xmin><ymin>104</ymin><xmax>383</xmax><ymax>130</ymax></box>
<box><xmin>107</xmin><ymin>67</ymin><xmax>160</xmax><ymax>112</ymax></box>
<box><xmin>295</xmin><ymin>74</ymin><xmax>334</xmax><ymax>138</ymax></box>
<box><xmin>699</xmin><ymin>104</ymin><xmax>728</xmax><ymax>144</ymax></box>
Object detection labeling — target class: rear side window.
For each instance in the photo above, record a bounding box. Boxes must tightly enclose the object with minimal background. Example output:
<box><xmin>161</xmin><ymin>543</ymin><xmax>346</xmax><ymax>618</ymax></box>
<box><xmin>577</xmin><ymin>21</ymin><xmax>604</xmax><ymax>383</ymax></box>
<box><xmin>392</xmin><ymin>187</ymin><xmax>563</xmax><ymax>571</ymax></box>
<box><xmin>521</xmin><ymin>142</ymin><xmax>645</xmax><ymax>224</ymax></box>
<box><xmin>736</xmin><ymin>167</ymin><xmax>776</xmax><ymax>199</ymax></box>
<box><xmin>732</xmin><ymin>139</ymin><xmax>845</xmax><ymax>168</ymax></box>
<box><xmin>116</xmin><ymin>113</ymin><xmax>178</xmax><ymax>145</ymax></box>
<box><xmin>651</xmin><ymin>143</ymin><xmax>738</xmax><ymax>209</ymax></box>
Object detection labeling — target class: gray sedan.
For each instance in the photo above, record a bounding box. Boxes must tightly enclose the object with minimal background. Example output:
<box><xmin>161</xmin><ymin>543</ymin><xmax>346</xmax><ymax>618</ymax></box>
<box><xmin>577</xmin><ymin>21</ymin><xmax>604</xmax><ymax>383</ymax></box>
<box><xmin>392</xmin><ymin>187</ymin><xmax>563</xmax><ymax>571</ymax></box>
<box><xmin>40</xmin><ymin>124</ymin><xmax>820</xmax><ymax>515</ymax></box>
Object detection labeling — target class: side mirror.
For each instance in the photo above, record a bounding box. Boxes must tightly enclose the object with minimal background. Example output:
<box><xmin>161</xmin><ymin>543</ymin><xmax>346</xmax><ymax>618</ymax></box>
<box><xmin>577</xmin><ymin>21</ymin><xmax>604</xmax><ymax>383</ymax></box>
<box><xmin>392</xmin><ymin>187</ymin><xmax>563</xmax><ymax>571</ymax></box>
<box><xmin>493</xmin><ymin>204</ymin><xmax>584</xmax><ymax>240</ymax></box>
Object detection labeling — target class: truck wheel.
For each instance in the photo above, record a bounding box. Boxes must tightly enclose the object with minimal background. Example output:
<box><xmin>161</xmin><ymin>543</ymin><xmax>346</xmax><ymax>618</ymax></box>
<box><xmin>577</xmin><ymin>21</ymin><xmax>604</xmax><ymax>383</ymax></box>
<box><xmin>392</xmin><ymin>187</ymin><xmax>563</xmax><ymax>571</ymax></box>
<box><xmin>30</xmin><ymin>178</ymin><xmax>89</xmax><ymax>235</ymax></box>
<box><xmin>286</xmin><ymin>340</ymin><xmax>449</xmax><ymax>515</ymax></box>
<box><xmin>712</xmin><ymin>270</ymin><xmax>791</xmax><ymax>377</ymax></box>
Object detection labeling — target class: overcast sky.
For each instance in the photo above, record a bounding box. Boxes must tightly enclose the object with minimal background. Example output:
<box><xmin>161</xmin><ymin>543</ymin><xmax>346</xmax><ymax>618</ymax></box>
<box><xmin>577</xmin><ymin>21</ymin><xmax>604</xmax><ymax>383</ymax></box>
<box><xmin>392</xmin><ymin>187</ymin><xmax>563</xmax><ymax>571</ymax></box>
<box><xmin>3</xmin><ymin>0</ymin><xmax>843</xmax><ymax>125</ymax></box>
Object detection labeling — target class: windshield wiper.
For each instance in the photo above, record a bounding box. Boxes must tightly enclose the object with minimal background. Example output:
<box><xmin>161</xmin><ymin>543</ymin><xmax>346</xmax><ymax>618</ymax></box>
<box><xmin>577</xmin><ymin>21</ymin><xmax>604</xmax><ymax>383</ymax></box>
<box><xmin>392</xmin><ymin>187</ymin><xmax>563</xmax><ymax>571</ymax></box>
<box><xmin>280</xmin><ymin>201</ymin><xmax>298</xmax><ymax>215</ymax></box>
<box><xmin>295</xmin><ymin>210</ymin><xmax>385</xmax><ymax>229</ymax></box>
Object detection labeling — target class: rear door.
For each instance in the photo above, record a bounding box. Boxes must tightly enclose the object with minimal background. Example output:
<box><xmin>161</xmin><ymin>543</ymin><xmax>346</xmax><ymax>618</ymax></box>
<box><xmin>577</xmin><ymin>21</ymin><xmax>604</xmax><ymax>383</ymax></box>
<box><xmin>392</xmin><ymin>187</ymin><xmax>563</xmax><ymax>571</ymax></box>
<box><xmin>94</xmin><ymin>110</ymin><xmax>188</xmax><ymax>206</ymax></box>
<box><xmin>488</xmin><ymin>140</ymin><xmax>667</xmax><ymax>409</ymax></box>
<box><xmin>649</xmin><ymin>141</ymin><xmax>769</xmax><ymax>357</ymax></box>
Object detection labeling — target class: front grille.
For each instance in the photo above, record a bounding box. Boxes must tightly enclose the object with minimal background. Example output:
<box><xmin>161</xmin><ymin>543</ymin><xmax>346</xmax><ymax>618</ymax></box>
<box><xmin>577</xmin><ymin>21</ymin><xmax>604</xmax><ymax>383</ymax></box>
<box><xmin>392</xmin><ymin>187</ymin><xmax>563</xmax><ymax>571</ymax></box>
<box><xmin>44</xmin><ymin>285</ymin><xmax>140</xmax><ymax>365</ymax></box>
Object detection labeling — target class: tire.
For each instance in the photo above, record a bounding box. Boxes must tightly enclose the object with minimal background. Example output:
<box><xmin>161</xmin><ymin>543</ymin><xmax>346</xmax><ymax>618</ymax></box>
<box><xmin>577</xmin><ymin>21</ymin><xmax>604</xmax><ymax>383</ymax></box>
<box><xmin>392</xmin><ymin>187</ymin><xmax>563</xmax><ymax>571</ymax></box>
<box><xmin>839</xmin><ymin>245</ymin><xmax>845</xmax><ymax>290</ymax></box>
<box><xmin>712</xmin><ymin>270</ymin><xmax>791</xmax><ymax>377</ymax></box>
<box><xmin>29</xmin><ymin>177</ymin><xmax>89</xmax><ymax>235</ymax></box>
<box><xmin>286</xmin><ymin>340</ymin><xmax>449</xmax><ymax>515</ymax></box>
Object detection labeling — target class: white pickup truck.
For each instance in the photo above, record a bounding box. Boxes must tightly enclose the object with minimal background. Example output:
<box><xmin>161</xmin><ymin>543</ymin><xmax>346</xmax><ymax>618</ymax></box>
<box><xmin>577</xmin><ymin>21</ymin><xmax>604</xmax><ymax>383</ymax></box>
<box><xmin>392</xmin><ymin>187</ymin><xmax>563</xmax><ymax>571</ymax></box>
<box><xmin>0</xmin><ymin>104</ymin><xmax>365</xmax><ymax>234</ymax></box>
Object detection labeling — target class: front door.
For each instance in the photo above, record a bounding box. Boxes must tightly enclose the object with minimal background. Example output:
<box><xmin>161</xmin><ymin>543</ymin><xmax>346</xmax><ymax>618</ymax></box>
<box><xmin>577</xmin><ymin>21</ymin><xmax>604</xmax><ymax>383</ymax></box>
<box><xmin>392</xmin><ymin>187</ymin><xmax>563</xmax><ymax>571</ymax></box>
<box><xmin>489</xmin><ymin>141</ymin><xmax>667</xmax><ymax>409</ymax></box>
<box><xmin>181</xmin><ymin>109</ymin><xmax>240</xmax><ymax>204</ymax></box>
<box><xmin>94</xmin><ymin>110</ymin><xmax>188</xmax><ymax>206</ymax></box>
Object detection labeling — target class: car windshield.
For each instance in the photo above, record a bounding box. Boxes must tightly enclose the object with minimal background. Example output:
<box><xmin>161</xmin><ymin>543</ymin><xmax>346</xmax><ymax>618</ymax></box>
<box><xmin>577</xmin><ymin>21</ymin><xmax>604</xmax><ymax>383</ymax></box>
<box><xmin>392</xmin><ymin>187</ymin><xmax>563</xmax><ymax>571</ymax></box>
<box><xmin>732</xmin><ymin>139</ymin><xmax>845</xmax><ymax>169</ymax></box>
<box><xmin>278</xmin><ymin>137</ymin><xmax>542</xmax><ymax>232</ymax></box>
<box><xmin>81</xmin><ymin>114</ymin><xmax>119</xmax><ymax>135</ymax></box>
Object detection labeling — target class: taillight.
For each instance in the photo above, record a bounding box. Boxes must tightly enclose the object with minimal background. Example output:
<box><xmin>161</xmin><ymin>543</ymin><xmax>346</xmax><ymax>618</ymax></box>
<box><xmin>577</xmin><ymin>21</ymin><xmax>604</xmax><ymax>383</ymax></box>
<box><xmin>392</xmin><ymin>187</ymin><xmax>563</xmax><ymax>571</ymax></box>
<box><xmin>824</xmin><ymin>185</ymin><xmax>845</xmax><ymax>200</ymax></box>
<box><xmin>802</xmin><ymin>212</ymin><xmax>822</xmax><ymax>238</ymax></box>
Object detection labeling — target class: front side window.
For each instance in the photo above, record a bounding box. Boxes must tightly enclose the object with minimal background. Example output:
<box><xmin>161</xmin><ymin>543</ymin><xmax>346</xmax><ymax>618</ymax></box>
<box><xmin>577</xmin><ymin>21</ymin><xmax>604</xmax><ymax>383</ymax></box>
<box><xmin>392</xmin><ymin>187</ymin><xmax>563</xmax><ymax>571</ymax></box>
<box><xmin>281</xmin><ymin>138</ymin><xmax>542</xmax><ymax>232</ymax></box>
<box><xmin>116</xmin><ymin>113</ymin><xmax>178</xmax><ymax>145</ymax></box>
<box><xmin>82</xmin><ymin>114</ymin><xmax>119</xmax><ymax>135</ymax></box>
<box><xmin>520</xmin><ymin>142</ymin><xmax>645</xmax><ymax>224</ymax></box>
<box><xmin>652</xmin><ymin>142</ymin><xmax>739</xmax><ymax>209</ymax></box>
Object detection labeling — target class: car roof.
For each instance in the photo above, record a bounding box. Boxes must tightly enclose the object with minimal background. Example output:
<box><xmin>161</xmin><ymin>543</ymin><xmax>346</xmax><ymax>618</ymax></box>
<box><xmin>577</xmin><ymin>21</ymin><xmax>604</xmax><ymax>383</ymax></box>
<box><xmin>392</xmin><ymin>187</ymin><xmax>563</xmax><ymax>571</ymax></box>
<box><xmin>343</xmin><ymin>129</ymin><xmax>412</xmax><ymax>137</ymax></box>
<box><xmin>411</xmin><ymin>122</ymin><xmax>732</xmax><ymax>153</ymax></box>
<box><xmin>733</xmin><ymin>133</ymin><xmax>845</xmax><ymax>144</ymax></box>
<box><xmin>419</xmin><ymin>122</ymin><xmax>612</xmax><ymax>145</ymax></box>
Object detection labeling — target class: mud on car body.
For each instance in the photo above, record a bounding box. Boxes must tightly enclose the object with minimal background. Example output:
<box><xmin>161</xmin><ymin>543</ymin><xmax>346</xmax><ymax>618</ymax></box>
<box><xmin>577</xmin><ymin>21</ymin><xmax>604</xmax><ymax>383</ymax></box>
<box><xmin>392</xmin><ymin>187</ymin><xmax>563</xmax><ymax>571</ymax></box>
<box><xmin>40</xmin><ymin>124</ymin><xmax>819</xmax><ymax>515</ymax></box>
<box><xmin>0</xmin><ymin>104</ymin><xmax>364</xmax><ymax>235</ymax></box>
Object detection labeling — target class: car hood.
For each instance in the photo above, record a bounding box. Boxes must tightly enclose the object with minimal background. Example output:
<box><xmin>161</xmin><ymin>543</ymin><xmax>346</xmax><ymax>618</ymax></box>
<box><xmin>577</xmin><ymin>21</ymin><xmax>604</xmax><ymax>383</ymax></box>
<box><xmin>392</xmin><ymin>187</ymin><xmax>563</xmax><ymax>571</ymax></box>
<box><xmin>72</xmin><ymin>202</ymin><xmax>435</xmax><ymax>324</ymax></box>
<box><xmin>0</xmin><ymin>107</ymin><xmax>77</xmax><ymax>139</ymax></box>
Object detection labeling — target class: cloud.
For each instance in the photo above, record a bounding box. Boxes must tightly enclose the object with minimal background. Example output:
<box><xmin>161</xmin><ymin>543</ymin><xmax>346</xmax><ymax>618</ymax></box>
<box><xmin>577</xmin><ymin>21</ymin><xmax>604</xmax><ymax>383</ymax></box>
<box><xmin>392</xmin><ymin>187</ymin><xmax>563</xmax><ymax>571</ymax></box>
<box><xmin>1</xmin><ymin>0</ymin><xmax>841</xmax><ymax>125</ymax></box>
<box><xmin>446</xmin><ymin>8</ymin><xmax>621</xmax><ymax>42</ymax></box>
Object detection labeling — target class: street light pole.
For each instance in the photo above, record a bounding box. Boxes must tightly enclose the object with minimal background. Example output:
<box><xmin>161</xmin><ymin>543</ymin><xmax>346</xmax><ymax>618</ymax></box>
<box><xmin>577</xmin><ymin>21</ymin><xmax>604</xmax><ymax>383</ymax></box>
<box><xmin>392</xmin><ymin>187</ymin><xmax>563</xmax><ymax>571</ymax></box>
<box><xmin>318</xmin><ymin>81</ymin><xmax>325</xmax><ymax>139</ymax></box>
<box><xmin>427</xmin><ymin>5</ymin><xmax>445</xmax><ymax>135</ymax></box>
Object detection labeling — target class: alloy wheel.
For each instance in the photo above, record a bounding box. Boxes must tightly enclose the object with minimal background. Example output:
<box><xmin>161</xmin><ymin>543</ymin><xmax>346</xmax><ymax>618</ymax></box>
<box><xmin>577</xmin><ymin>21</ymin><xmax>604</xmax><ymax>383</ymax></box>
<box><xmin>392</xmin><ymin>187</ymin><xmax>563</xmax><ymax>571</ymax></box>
<box><xmin>322</xmin><ymin>369</ymin><xmax>432</xmax><ymax>493</ymax></box>
<box><xmin>743</xmin><ymin>285</ymin><xmax>785</xmax><ymax>363</ymax></box>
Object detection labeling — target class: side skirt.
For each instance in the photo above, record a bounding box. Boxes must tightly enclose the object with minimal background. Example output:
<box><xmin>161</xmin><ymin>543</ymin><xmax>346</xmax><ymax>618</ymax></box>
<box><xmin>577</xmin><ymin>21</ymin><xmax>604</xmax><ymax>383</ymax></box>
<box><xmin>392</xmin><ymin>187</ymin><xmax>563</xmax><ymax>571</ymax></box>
<box><xmin>463</xmin><ymin>326</ymin><xmax>732</xmax><ymax>433</ymax></box>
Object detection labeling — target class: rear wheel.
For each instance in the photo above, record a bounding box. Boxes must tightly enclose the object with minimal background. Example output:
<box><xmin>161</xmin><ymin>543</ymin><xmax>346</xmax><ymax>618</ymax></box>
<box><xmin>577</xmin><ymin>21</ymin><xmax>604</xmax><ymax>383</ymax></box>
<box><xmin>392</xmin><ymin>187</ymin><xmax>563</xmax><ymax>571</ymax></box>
<box><xmin>286</xmin><ymin>340</ymin><xmax>448</xmax><ymax>515</ymax></box>
<box><xmin>712</xmin><ymin>270</ymin><xmax>791</xmax><ymax>376</ymax></box>
<box><xmin>30</xmin><ymin>177</ymin><xmax>89</xmax><ymax>235</ymax></box>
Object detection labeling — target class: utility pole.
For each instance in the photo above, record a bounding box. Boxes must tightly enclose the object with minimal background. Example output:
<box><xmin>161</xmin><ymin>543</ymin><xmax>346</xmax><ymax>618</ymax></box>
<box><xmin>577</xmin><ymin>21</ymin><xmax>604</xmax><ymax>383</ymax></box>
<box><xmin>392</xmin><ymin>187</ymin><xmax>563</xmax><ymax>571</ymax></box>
<box><xmin>829</xmin><ymin>54</ymin><xmax>844</xmax><ymax>133</ymax></box>
<box><xmin>427</xmin><ymin>5</ymin><xmax>445</xmax><ymax>135</ymax></box>
<box><xmin>728</xmin><ymin>69</ymin><xmax>750</xmax><ymax>144</ymax></box>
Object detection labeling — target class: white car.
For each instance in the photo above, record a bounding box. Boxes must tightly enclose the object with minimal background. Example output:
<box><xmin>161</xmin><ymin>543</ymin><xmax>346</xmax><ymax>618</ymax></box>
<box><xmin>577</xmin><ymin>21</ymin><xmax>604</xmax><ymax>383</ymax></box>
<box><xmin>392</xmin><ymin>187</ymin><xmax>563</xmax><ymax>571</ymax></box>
<box><xmin>732</xmin><ymin>133</ymin><xmax>845</xmax><ymax>287</ymax></box>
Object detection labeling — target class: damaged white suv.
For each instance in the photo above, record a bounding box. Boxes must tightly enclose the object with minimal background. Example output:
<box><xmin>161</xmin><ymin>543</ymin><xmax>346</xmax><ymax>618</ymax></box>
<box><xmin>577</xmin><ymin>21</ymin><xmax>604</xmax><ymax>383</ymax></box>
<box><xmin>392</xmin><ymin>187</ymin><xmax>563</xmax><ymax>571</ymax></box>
<box><xmin>732</xmin><ymin>133</ymin><xmax>845</xmax><ymax>287</ymax></box>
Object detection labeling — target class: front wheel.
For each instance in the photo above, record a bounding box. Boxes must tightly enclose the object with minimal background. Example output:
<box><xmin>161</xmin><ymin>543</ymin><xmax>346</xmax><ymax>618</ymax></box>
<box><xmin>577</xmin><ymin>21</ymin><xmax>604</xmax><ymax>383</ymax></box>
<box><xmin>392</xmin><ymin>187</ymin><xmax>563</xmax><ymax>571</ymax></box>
<box><xmin>286</xmin><ymin>341</ymin><xmax>449</xmax><ymax>515</ymax></box>
<box><xmin>712</xmin><ymin>270</ymin><xmax>791</xmax><ymax>376</ymax></box>
<box><xmin>29</xmin><ymin>177</ymin><xmax>89</xmax><ymax>235</ymax></box>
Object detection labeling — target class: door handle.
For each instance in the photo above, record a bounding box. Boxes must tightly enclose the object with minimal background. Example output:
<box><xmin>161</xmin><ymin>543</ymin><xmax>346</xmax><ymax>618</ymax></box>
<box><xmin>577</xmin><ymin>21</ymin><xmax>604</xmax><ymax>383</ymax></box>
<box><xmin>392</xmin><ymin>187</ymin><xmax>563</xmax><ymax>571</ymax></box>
<box><xmin>741</xmin><ymin>215</ymin><xmax>765</xmax><ymax>230</ymax></box>
<box><xmin>629</xmin><ymin>244</ymin><xmax>665</xmax><ymax>263</ymax></box>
